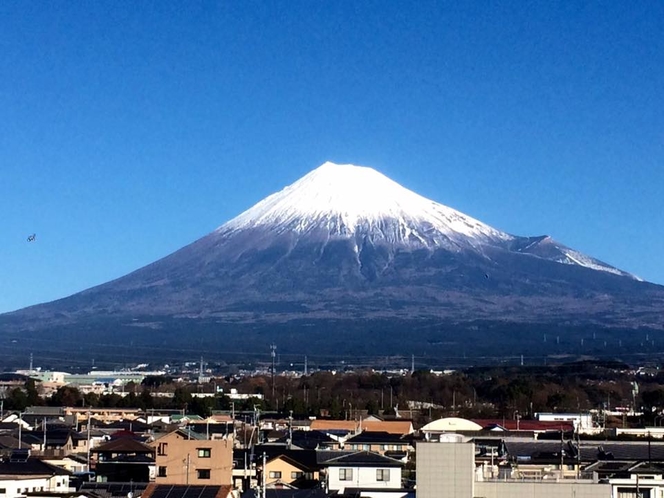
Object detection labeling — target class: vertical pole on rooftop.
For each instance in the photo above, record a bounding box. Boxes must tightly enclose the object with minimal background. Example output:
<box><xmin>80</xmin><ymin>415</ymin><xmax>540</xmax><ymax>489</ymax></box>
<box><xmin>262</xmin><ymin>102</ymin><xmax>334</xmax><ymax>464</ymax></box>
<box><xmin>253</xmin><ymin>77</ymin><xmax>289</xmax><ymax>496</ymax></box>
<box><xmin>411</xmin><ymin>354</ymin><xmax>414</xmax><ymax>374</ymax></box>
<box><xmin>29</xmin><ymin>353</ymin><xmax>33</xmax><ymax>373</ymax></box>
<box><xmin>304</xmin><ymin>356</ymin><xmax>308</xmax><ymax>376</ymax></box>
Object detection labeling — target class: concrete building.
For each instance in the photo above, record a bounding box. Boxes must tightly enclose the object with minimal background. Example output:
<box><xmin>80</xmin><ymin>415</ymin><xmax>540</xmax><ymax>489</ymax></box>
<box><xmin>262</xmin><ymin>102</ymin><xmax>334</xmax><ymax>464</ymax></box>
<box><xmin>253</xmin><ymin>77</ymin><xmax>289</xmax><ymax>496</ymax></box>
<box><xmin>417</xmin><ymin>437</ymin><xmax>612</xmax><ymax>498</ymax></box>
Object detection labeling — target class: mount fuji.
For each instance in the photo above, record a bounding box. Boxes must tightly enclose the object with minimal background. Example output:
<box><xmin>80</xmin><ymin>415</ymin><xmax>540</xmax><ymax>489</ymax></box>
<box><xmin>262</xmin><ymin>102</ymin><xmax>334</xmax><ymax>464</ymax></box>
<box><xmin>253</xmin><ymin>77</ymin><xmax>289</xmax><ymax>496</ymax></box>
<box><xmin>3</xmin><ymin>162</ymin><xmax>663</xmax><ymax>362</ymax></box>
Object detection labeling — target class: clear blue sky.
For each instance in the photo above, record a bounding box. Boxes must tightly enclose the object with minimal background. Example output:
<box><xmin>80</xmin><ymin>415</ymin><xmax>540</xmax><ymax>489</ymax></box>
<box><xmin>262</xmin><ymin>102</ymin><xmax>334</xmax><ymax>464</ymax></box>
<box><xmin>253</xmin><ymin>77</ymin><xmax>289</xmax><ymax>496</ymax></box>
<box><xmin>1</xmin><ymin>1</ymin><xmax>663</xmax><ymax>313</ymax></box>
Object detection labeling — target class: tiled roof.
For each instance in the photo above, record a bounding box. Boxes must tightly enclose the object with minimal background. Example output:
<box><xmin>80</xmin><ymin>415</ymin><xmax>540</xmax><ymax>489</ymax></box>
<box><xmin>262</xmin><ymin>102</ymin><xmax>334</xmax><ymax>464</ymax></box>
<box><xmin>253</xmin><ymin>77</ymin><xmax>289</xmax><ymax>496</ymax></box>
<box><xmin>361</xmin><ymin>421</ymin><xmax>413</xmax><ymax>435</ymax></box>
<box><xmin>346</xmin><ymin>431</ymin><xmax>411</xmax><ymax>444</ymax></box>
<box><xmin>92</xmin><ymin>437</ymin><xmax>155</xmax><ymax>454</ymax></box>
<box><xmin>0</xmin><ymin>457</ymin><xmax>72</xmax><ymax>477</ymax></box>
<box><xmin>323</xmin><ymin>450</ymin><xmax>403</xmax><ymax>467</ymax></box>
<box><xmin>309</xmin><ymin>421</ymin><xmax>357</xmax><ymax>432</ymax></box>
<box><xmin>473</xmin><ymin>419</ymin><xmax>574</xmax><ymax>432</ymax></box>
<box><xmin>309</xmin><ymin>419</ymin><xmax>413</xmax><ymax>435</ymax></box>
<box><xmin>579</xmin><ymin>441</ymin><xmax>664</xmax><ymax>461</ymax></box>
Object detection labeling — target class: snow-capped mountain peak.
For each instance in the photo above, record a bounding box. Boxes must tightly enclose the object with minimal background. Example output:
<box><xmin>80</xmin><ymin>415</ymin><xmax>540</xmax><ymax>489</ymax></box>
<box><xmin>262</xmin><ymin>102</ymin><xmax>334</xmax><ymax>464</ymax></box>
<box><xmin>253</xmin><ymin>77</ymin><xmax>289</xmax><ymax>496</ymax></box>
<box><xmin>220</xmin><ymin>161</ymin><xmax>510</xmax><ymax>248</ymax></box>
<box><xmin>217</xmin><ymin>161</ymin><xmax>637</xmax><ymax>280</ymax></box>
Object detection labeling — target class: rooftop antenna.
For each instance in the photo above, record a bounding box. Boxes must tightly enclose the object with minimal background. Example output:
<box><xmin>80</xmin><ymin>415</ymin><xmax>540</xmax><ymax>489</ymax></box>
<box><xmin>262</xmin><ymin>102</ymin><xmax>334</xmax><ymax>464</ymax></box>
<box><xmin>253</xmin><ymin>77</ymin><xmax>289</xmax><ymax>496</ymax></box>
<box><xmin>411</xmin><ymin>354</ymin><xmax>415</xmax><ymax>374</ymax></box>
<box><xmin>304</xmin><ymin>355</ymin><xmax>308</xmax><ymax>376</ymax></box>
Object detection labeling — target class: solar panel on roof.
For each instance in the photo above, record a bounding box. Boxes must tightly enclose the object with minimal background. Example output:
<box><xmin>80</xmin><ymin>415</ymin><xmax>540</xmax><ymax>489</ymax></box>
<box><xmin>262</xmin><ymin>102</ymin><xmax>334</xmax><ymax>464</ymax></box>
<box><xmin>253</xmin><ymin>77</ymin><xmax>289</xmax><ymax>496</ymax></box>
<box><xmin>9</xmin><ymin>449</ymin><xmax>30</xmax><ymax>462</ymax></box>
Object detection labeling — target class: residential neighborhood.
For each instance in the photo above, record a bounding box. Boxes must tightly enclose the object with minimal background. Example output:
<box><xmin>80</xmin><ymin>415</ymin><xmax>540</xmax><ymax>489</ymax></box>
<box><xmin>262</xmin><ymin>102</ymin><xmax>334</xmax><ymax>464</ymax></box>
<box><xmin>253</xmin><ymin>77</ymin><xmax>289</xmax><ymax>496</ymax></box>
<box><xmin>3</xmin><ymin>363</ymin><xmax>664</xmax><ymax>497</ymax></box>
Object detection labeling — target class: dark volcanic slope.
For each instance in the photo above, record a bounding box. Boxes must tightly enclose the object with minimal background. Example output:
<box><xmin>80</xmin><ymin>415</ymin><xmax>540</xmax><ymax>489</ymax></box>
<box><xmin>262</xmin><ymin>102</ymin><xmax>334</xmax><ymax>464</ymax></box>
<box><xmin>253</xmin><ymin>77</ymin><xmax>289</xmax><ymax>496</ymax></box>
<box><xmin>5</xmin><ymin>217</ymin><xmax>664</xmax><ymax>330</ymax></box>
<box><xmin>2</xmin><ymin>163</ymin><xmax>663</xmax><ymax>359</ymax></box>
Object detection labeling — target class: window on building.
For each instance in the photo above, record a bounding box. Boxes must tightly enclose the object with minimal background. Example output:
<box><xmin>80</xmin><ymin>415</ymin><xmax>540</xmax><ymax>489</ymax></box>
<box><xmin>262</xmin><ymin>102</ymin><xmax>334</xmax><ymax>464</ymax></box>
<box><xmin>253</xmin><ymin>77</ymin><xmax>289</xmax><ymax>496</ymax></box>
<box><xmin>377</xmin><ymin>469</ymin><xmax>390</xmax><ymax>481</ymax></box>
<box><xmin>339</xmin><ymin>468</ymin><xmax>353</xmax><ymax>481</ymax></box>
<box><xmin>0</xmin><ymin>488</ymin><xmax>6</xmax><ymax>494</ymax></box>
<box><xmin>291</xmin><ymin>471</ymin><xmax>304</xmax><ymax>479</ymax></box>
<box><xmin>269</xmin><ymin>471</ymin><xmax>282</xmax><ymax>479</ymax></box>
<box><xmin>363</xmin><ymin>444</ymin><xmax>370</xmax><ymax>450</ymax></box>
<box><xmin>157</xmin><ymin>442</ymin><xmax>168</xmax><ymax>456</ymax></box>
<box><xmin>380</xmin><ymin>444</ymin><xmax>387</xmax><ymax>451</ymax></box>
<box><xmin>197</xmin><ymin>469</ymin><xmax>211</xmax><ymax>480</ymax></box>
<box><xmin>197</xmin><ymin>448</ymin><xmax>211</xmax><ymax>458</ymax></box>
<box><xmin>158</xmin><ymin>466</ymin><xmax>167</xmax><ymax>477</ymax></box>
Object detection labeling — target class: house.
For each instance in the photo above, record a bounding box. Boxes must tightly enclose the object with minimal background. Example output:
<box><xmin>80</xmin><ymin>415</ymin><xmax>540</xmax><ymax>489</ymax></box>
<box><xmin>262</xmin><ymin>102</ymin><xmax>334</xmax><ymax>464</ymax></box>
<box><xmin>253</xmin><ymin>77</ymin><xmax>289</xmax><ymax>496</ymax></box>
<box><xmin>152</xmin><ymin>429</ymin><xmax>233</xmax><ymax>486</ymax></box>
<box><xmin>0</xmin><ymin>451</ymin><xmax>72</xmax><ymax>497</ymax></box>
<box><xmin>274</xmin><ymin>430</ymin><xmax>339</xmax><ymax>451</ymax></box>
<box><xmin>233</xmin><ymin>447</ymin><xmax>323</xmax><ymax>491</ymax></box>
<box><xmin>43</xmin><ymin>453</ymin><xmax>89</xmax><ymax>474</ymax></box>
<box><xmin>344</xmin><ymin>431</ymin><xmax>414</xmax><ymax>457</ymax></box>
<box><xmin>323</xmin><ymin>451</ymin><xmax>403</xmax><ymax>494</ymax></box>
<box><xmin>263</xmin><ymin>454</ymin><xmax>319</xmax><ymax>488</ymax></box>
<box><xmin>91</xmin><ymin>436</ymin><xmax>155</xmax><ymax>482</ymax></box>
<box><xmin>19</xmin><ymin>427</ymin><xmax>76</xmax><ymax>457</ymax></box>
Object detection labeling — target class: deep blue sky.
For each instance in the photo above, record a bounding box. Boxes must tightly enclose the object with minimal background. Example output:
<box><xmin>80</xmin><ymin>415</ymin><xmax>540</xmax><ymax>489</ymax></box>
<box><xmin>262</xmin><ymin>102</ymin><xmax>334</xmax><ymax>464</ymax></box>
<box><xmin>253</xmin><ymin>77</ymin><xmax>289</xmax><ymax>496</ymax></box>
<box><xmin>1</xmin><ymin>1</ymin><xmax>663</xmax><ymax>313</ymax></box>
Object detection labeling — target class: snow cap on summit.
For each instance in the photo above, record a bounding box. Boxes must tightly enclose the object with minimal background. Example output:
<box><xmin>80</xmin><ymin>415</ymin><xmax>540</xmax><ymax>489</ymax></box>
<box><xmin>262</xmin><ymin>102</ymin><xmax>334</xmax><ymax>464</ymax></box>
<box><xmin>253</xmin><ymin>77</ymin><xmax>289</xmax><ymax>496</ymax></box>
<box><xmin>220</xmin><ymin>161</ymin><xmax>509</xmax><ymax>245</ymax></box>
<box><xmin>216</xmin><ymin>162</ymin><xmax>636</xmax><ymax>279</ymax></box>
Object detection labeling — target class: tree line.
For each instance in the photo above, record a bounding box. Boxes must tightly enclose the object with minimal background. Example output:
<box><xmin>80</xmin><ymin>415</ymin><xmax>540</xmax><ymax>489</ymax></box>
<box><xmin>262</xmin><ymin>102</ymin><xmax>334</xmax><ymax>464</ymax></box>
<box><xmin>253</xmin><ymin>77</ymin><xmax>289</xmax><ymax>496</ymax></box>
<box><xmin>3</xmin><ymin>361</ymin><xmax>663</xmax><ymax>426</ymax></box>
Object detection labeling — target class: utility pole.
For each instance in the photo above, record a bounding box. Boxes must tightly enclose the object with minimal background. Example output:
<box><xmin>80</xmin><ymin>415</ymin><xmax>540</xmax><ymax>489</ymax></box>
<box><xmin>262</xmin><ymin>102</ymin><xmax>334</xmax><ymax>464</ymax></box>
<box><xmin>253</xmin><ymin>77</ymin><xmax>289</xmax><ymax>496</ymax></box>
<box><xmin>86</xmin><ymin>409</ymin><xmax>91</xmax><ymax>472</ymax></box>
<box><xmin>262</xmin><ymin>452</ymin><xmax>266</xmax><ymax>498</ymax></box>
<box><xmin>288</xmin><ymin>410</ymin><xmax>293</xmax><ymax>450</ymax></box>
<box><xmin>270</xmin><ymin>344</ymin><xmax>277</xmax><ymax>401</ymax></box>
